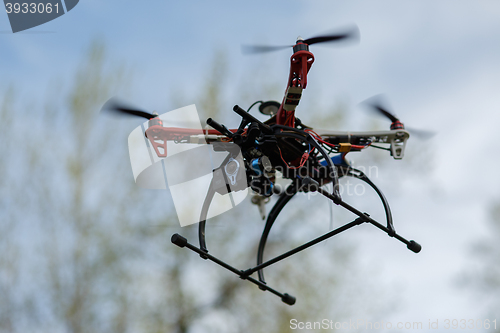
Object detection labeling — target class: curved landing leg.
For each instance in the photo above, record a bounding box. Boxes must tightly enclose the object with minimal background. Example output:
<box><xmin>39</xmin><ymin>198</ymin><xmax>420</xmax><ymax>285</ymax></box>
<box><xmin>256</xmin><ymin>183</ymin><xmax>298</xmax><ymax>286</ymax></box>
<box><xmin>198</xmin><ymin>181</ymin><xmax>216</xmax><ymax>257</ymax></box>
<box><xmin>342</xmin><ymin>166</ymin><xmax>395</xmax><ymax>236</ymax></box>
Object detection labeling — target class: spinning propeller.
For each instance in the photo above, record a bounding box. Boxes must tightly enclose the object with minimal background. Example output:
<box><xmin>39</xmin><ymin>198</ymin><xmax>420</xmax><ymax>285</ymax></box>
<box><xmin>101</xmin><ymin>98</ymin><xmax>158</xmax><ymax>120</ymax></box>
<box><xmin>362</xmin><ymin>95</ymin><xmax>436</xmax><ymax>139</ymax></box>
<box><xmin>242</xmin><ymin>25</ymin><xmax>360</xmax><ymax>54</ymax></box>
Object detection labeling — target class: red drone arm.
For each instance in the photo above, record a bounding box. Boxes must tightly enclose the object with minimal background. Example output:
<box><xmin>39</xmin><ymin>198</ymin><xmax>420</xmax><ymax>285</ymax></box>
<box><xmin>144</xmin><ymin>125</ymin><xmax>237</xmax><ymax>157</ymax></box>
<box><xmin>276</xmin><ymin>48</ymin><xmax>314</xmax><ymax>127</ymax></box>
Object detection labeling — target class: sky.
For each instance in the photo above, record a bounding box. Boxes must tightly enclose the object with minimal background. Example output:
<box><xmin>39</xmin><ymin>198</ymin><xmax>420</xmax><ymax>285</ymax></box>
<box><xmin>2</xmin><ymin>0</ymin><xmax>500</xmax><ymax>331</ymax></box>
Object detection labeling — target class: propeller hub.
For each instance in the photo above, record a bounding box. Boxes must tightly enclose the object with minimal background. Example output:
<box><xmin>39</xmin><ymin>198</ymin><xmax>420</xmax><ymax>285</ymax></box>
<box><xmin>148</xmin><ymin>112</ymin><xmax>163</xmax><ymax>127</ymax></box>
<box><xmin>293</xmin><ymin>37</ymin><xmax>309</xmax><ymax>53</ymax></box>
<box><xmin>390</xmin><ymin>120</ymin><xmax>404</xmax><ymax>130</ymax></box>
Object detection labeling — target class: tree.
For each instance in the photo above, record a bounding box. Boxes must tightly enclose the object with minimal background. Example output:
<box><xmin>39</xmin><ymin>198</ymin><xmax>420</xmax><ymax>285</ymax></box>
<box><xmin>460</xmin><ymin>201</ymin><xmax>500</xmax><ymax>332</ymax></box>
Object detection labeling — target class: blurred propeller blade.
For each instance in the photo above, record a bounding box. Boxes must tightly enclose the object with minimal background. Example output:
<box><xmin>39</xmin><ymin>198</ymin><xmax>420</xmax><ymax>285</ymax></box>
<box><xmin>242</xmin><ymin>44</ymin><xmax>292</xmax><ymax>54</ymax></box>
<box><xmin>360</xmin><ymin>94</ymin><xmax>436</xmax><ymax>140</ymax></box>
<box><xmin>304</xmin><ymin>25</ymin><xmax>359</xmax><ymax>45</ymax></box>
<box><xmin>242</xmin><ymin>24</ymin><xmax>359</xmax><ymax>55</ymax></box>
<box><xmin>102</xmin><ymin>98</ymin><xmax>156</xmax><ymax>119</ymax></box>
<box><xmin>405</xmin><ymin>126</ymin><xmax>436</xmax><ymax>140</ymax></box>
<box><xmin>361</xmin><ymin>94</ymin><xmax>399</xmax><ymax>122</ymax></box>
<box><xmin>303</xmin><ymin>33</ymin><xmax>350</xmax><ymax>45</ymax></box>
<box><xmin>372</xmin><ymin>104</ymin><xmax>399</xmax><ymax>123</ymax></box>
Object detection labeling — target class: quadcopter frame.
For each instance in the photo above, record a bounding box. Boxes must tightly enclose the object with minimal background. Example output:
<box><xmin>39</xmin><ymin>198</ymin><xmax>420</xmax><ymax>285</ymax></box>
<box><xmin>171</xmin><ymin>105</ymin><xmax>420</xmax><ymax>305</ymax></box>
<box><xmin>116</xmin><ymin>33</ymin><xmax>422</xmax><ymax>305</ymax></box>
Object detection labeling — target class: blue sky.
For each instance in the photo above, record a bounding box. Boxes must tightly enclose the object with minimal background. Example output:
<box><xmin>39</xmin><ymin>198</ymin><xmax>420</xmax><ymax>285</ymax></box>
<box><xmin>2</xmin><ymin>0</ymin><xmax>500</xmax><ymax>330</ymax></box>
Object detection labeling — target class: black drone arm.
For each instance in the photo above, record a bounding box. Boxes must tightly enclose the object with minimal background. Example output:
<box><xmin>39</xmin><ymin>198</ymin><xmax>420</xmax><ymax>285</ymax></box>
<box><xmin>233</xmin><ymin>105</ymin><xmax>273</xmax><ymax>134</ymax></box>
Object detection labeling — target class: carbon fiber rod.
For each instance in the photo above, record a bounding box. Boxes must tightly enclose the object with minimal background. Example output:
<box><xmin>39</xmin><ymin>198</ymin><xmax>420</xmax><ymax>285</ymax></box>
<box><xmin>171</xmin><ymin>233</ymin><xmax>296</xmax><ymax>305</ymax></box>
<box><xmin>241</xmin><ymin>217</ymin><xmax>365</xmax><ymax>277</ymax></box>
<box><xmin>316</xmin><ymin>187</ymin><xmax>421</xmax><ymax>253</ymax></box>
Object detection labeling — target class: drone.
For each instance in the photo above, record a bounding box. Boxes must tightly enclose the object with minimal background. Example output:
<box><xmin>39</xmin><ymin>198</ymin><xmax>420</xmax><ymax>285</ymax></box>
<box><xmin>105</xmin><ymin>26</ymin><xmax>423</xmax><ymax>306</ymax></box>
